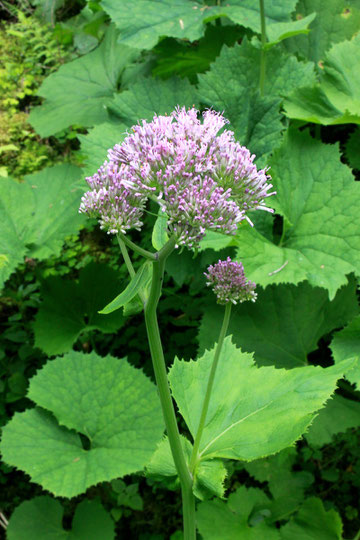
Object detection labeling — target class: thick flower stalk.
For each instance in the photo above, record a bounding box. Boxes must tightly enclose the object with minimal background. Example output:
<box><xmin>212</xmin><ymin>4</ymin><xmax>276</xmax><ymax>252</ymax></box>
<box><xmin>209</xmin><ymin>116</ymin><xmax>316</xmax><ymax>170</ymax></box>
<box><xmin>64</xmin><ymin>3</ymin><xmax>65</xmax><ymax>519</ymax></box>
<box><xmin>80</xmin><ymin>107</ymin><xmax>275</xmax><ymax>248</ymax></box>
<box><xmin>205</xmin><ymin>257</ymin><xmax>257</xmax><ymax>304</ymax></box>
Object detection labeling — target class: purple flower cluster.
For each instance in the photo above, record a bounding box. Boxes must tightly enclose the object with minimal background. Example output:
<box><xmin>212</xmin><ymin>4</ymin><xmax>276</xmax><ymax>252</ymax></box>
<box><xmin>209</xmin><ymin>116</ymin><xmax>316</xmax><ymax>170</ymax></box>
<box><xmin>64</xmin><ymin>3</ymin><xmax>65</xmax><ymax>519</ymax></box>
<box><xmin>80</xmin><ymin>107</ymin><xmax>274</xmax><ymax>248</ymax></box>
<box><xmin>205</xmin><ymin>257</ymin><xmax>257</xmax><ymax>305</ymax></box>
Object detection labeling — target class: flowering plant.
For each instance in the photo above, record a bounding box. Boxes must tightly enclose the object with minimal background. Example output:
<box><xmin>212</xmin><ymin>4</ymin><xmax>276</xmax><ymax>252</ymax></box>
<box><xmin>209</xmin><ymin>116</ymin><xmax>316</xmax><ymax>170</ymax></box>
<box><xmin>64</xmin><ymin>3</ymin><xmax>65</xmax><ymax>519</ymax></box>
<box><xmin>1</xmin><ymin>108</ymin><xmax>352</xmax><ymax>540</ymax></box>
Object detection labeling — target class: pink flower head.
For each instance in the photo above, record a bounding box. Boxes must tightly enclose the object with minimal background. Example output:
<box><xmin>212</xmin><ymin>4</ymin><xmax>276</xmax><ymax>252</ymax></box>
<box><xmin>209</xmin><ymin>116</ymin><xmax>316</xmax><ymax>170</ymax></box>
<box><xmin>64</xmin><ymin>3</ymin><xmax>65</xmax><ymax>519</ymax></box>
<box><xmin>80</xmin><ymin>107</ymin><xmax>275</xmax><ymax>247</ymax></box>
<box><xmin>205</xmin><ymin>257</ymin><xmax>257</xmax><ymax>304</ymax></box>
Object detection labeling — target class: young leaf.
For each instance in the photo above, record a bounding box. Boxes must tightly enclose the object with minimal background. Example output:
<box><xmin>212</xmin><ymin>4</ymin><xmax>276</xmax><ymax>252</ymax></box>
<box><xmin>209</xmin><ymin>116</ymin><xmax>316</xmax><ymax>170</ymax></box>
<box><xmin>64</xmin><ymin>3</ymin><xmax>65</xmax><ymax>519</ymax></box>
<box><xmin>0</xmin><ymin>164</ymin><xmax>85</xmax><ymax>289</ymax></box>
<box><xmin>78</xmin><ymin>122</ymin><xmax>128</xmax><ymax>176</ymax></box>
<box><xmin>29</xmin><ymin>26</ymin><xmax>139</xmax><ymax>136</ymax></box>
<box><xmin>234</xmin><ymin>130</ymin><xmax>360</xmax><ymax>298</ymax></box>
<box><xmin>266</xmin><ymin>13</ymin><xmax>316</xmax><ymax>47</ymax></box>
<box><xmin>305</xmin><ymin>395</ymin><xmax>360</xmax><ymax>447</ymax></box>
<box><xmin>280</xmin><ymin>497</ymin><xmax>343</xmax><ymax>540</ymax></box>
<box><xmin>109</xmin><ymin>76</ymin><xmax>199</xmax><ymax>126</ymax></box>
<box><xmin>33</xmin><ymin>263</ymin><xmax>125</xmax><ymax>355</ymax></box>
<box><xmin>169</xmin><ymin>337</ymin><xmax>353</xmax><ymax>462</ymax></box>
<box><xmin>197</xmin><ymin>486</ymin><xmax>280</xmax><ymax>540</ymax></box>
<box><xmin>7</xmin><ymin>497</ymin><xmax>115</xmax><ymax>540</ymax></box>
<box><xmin>198</xmin><ymin>280</ymin><xmax>358</xmax><ymax>368</ymax></box>
<box><xmin>152</xmin><ymin>209</ymin><xmax>169</xmax><ymax>251</ymax></box>
<box><xmin>0</xmin><ymin>351</ymin><xmax>164</xmax><ymax>497</ymax></box>
<box><xmin>99</xmin><ymin>261</ymin><xmax>151</xmax><ymax>314</ymax></box>
<box><xmin>147</xmin><ymin>436</ymin><xmax>227</xmax><ymax>500</ymax></box>
<box><xmin>330</xmin><ymin>314</ymin><xmax>360</xmax><ymax>388</ymax></box>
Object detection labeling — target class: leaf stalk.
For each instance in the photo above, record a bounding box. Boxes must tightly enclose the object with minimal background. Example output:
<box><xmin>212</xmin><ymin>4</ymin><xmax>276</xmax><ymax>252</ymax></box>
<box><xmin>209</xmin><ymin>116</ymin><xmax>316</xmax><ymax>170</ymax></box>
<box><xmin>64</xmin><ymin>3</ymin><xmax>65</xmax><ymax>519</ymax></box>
<box><xmin>259</xmin><ymin>0</ymin><xmax>267</xmax><ymax>95</ymax></box>
<box><xmin>189</xmin><ymin>302</ymin><xmax>232</xmax><ymax>473</ymax></box>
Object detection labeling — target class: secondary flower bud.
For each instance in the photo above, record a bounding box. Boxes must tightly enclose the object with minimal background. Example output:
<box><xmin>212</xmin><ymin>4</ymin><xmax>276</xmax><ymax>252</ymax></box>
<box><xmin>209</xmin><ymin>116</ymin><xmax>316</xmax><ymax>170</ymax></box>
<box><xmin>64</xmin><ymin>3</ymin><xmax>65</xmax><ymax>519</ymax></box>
<box><xmin>205</xmin><ymin>257</ymin><xmax>257</xmax><ymax>305</ymax></box>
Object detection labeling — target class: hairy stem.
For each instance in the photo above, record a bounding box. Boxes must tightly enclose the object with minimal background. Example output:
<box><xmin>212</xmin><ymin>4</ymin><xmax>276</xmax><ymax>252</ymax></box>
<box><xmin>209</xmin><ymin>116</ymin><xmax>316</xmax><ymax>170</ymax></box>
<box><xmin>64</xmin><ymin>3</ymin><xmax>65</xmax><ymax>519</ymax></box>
<box><xmin>144</xmin><ymin>237</ymin><xmax>196</xmax><ymax>540</ymax></box>
<box><xmin>189</xmin><ymin>303</ymin><xmax>232</xmax><ymax>473</ymax></box>
<box><xmin>259</xmin><ymin>0</ymin><xmax>267</xmax><ymax>96</ymax></box>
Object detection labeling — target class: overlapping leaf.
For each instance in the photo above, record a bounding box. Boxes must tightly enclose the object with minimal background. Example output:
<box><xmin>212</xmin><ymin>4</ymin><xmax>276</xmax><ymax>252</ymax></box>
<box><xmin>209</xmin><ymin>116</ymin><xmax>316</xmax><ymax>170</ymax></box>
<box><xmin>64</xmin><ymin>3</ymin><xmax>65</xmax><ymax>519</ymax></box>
<box><xmin>78</xmin><ymin>122</ymin><xmax>128</xmax><ymax>176</ymax></box>
<box><xmin>280</xmin><ymin>498</ymin><xmax>343</xmax><ymax>540</ymax></box>
<box><xmin>29</xmin><ymin>26</ymin><xmax>139</xmax><ymax>136</ymax></box>
<box><xmin>0</xmin><ymin>352</ymin><xmax>164</xmax><ymax>497</ymax></box>
<box><xmin>0</xmin><ymin>164</ymin><xmax>85</xmax><ymax>289</ymax></box>
<box><xmin>7</xmin><ymin>497</ymin><xmax>115</xmax><ymax>540</ymax></box>
<box><xmin>284</xmin><ymin>34</ymin><xmax>360</xmax><ymax>124</ymax></box>
<box><xmin>169</xmin><ymin>337</ymin><xmax>352</xmax><ymax>462</ymax></box>
<box><xmin>197</xmin><ymin>486</ymin><xmax>280</xmax><ymax>540</ymax></box>
<box><xmin>33</xmin><ymin>263</ymin><xmax>125</xmax><ymax>355</ymax></box>
<box><xmin>305</xmin><ymin>395</ymin><xmax>360</xmax><ymax>447</ymax></box>
<box><xmin>283</xmin><ymin>0</ymin><xmax>360</xmax><ymax>63</ymax></box>
<box><xmin>198</xmin><ymin>40</ymin><xmax>315</xmax><ymax>163</ymax></box>
<box><xmin>198</xmin><ymin>279</ymin><xmax>358</xmax><ymax>368</ymax></box>
<box><xmin>233</xmin><ymin>130</ymin><xmax>360</xmax><ymax>298</ymax></box>
<box><xmin>109</xmin><ymin>76</ymin><xmax>199</xmax><ymax>126</ymax></box>
<box><xmin>330</xmin><ymin>314</ymin><xmax>360</xmax><ymax>388</ymax></box>
<box><xmin>34</xmin><ymin>263</ymin><xmax>125</xmax><ymax>355</ymax></box>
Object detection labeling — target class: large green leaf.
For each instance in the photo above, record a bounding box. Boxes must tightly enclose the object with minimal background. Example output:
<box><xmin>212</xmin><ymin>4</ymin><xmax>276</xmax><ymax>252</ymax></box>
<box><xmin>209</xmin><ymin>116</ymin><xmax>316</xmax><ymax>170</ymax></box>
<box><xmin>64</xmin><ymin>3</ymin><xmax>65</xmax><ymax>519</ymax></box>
<box><xmin>102</xmin><ymin>0</ymin><xmax>297</xmax><ymax>50</ymax></box>
<box><xmin>330</xmin><ymin>314</ymin><xmax>360</xmax><ymax>388</ymax></box>
<box><xmin>284</xmin><ymin>34</ymin><xmax>360</xmax><ymax>124</ymax></box>
<box><xmin>280</xmin><ymin>497</ymin><xmax>343</xmax><ymax>540</ymax></box>
<box><xmin>109</xmin><ymin>76</ymin><xmax>199</xmax><ymax>126</ymax></box>
<box><xmin>198</xmin><ymin>40</ymin><xmax>315</xmax><ymax>163</ymax></box>
<box><xmin>234</xmin><ymin>130</ymin><xmax>360</xmax><ymax>298</ymax></box>
<box><xmin>0</xmin><ymin>351</ymin><xmax>164</xmax><ymax>497</ymax></box>
<box><xmin>7</xmin><ymin>497</ymin><xmax>115</xmax><ymax>540</ymax></box>
<box><xmin>169</xmin><ymin>337</ymin><xmax>352</xmax><ymax>462</ymax></box>
<box><xmin>78</xmin><ymin>122</ymin><xmax>128</xmax><ymax>177</ymax></box>
<box><xmin>197</xmin><ymin>486</ymin><xmax>280</xmax><ymax>540</ymax></box>
<box><xmin>101</xmin><ymin>0</ymin><xmax>222</xmax><ymax>50</ymax></box>
<box><xmin>198</xmin><ymin>280</ymin><xmax>358</xmax><ymax>368</ymax></box>
<box><xmin>0</xmin><ymin>164</ymin><xmax>85</xmax><ymax>289</ymax></box>
<box><xmin>283</xmin><ymin>0</ymin><xmax>360</xmax><ymax>63</ymax></box>
<box><xmin>29</xmin><ymin>26</ymin><xmax>139</xmax><ymax>137</ymax></box>
<box><xmin>33</xmin><ymin>263</ymin><xmax>125</xmax><ymax>355</ymax></box>
<box><xmin>199</xmin><ymin>39</ymin><xmax>316</xmax><ymax>101</ymax></box>
<box><xmin>305</xmin><ymin>395</ymin><xmax>360</xmax><ymax>447</ymax></box>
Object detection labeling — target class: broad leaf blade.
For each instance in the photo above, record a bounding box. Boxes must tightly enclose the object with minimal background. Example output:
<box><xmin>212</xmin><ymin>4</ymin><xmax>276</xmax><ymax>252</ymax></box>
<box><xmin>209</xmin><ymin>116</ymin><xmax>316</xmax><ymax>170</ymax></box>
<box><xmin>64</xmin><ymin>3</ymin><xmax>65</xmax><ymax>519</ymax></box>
<box><xmin>29</xmin><ymin>26</ymin><xmax>139</xmax><ymax>136</ymax></box>
<box><xmin>169</xmin><ymin>337</ymin><xmax>353</xmax><ymax>461</ymax></box>
<box><xmin>0</xmin><ymin>164</ymin><xmax>85</xmax><ymax>288</ymax></box>
<box><xmin>330</xmin><ymin>314</ymin><xmax>360</xmax><ymax>388</ymax></box>
<box><xmin>1</xmin><ymin>352</ymin><xmax>164</xmax><ymax>497</ymax></box>
<box><xmin>233</xmin><ymin>130</ymin><xmax>360</xmax><ymax>298</ymax></box>
<box><xmin>280</xmin><ymin>498</ymin><xmax>343</xmax><ymax>539</ymax></box>
<box><xmin>7</xmin><ymin>497</ymin><xmax>115</xmax><ymax>540</ymax></box>
<box><xmin>198</xmin><ymin>280</ymin><xmax>358</xmax><ymax>368</ymax></box>
<box><xmin>99</xmin><ymin>262</ymin><xmax>151</xmax><ymax>314</ymax></box>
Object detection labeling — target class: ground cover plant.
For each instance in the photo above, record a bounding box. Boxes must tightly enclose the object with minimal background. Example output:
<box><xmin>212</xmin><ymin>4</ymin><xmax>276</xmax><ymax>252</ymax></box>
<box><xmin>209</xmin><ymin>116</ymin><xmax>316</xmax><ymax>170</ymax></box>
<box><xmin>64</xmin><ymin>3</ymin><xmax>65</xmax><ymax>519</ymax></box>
<box><xmin>1</xmin><ymin>0</ymin><xmax>360</xmax><ymax>538</ymax></box>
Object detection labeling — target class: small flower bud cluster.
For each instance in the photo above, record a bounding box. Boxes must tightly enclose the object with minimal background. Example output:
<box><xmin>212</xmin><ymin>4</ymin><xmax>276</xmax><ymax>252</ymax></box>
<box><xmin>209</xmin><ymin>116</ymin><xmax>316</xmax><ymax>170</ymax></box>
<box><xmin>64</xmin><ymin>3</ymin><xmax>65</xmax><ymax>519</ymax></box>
<box><xmin>80</xmin><ymin>107</ymin><xmax>275</xmax><ymax>247</ymax></box>
<box><xmin>205</xmin><ymin>257</ymin><xmax>257</xmax><ymax>304</ymax></box>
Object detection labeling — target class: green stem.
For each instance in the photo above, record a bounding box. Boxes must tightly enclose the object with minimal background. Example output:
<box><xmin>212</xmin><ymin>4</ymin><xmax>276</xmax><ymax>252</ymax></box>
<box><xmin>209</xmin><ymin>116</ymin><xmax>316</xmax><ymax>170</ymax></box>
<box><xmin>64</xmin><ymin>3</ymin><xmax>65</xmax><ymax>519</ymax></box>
<box><xmin>118</xmin><ymin>232</ymin><xmax>156</xmax><ymax>260</ymax></box>
<box><xmin>353</xmin><ymin>529</ymin><xmax>360</xmax><ymax>540</ymax></box>
<box><xmin>144</xmin><ymin>237</ymin><xmax>196</xmax><ymax>540</ymax></box>
<box><xmin>117</xmin><ymin>235</ymin><xmax>147</xmax><ymax>305</ymax></box>
<box><xmin>259</xmin><ymin>0</ymin><xmax>267</xmax><ymax>96</ymax></box>
<box><xmin>189</xmin><ymin>303</ymin><xmax>232</xmax><ymax>473</ymax></box>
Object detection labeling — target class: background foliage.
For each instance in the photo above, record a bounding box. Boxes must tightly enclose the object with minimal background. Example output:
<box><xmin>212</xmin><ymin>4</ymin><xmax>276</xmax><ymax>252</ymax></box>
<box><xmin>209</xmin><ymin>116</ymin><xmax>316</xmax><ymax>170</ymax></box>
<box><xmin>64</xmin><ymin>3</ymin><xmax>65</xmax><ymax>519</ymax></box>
<box><xmin>1</xmin><ymin>0</ymin><xmax>360</xmax><ymax>538</ymax></box>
